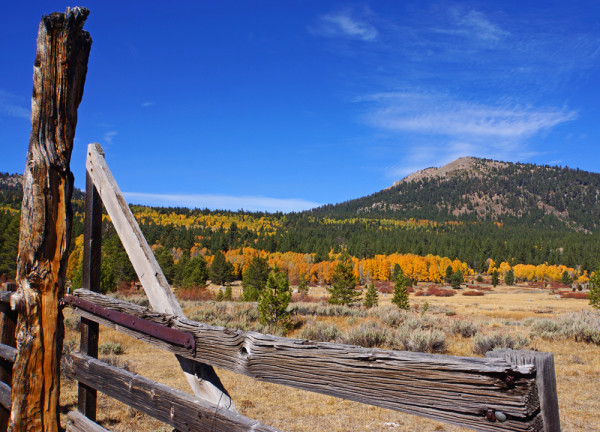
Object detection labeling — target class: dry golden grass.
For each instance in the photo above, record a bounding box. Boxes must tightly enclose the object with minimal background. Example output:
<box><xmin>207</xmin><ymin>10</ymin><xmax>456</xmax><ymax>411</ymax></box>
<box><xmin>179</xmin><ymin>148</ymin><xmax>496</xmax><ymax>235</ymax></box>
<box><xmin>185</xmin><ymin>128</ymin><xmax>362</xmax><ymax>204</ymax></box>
<box><xmin>60</xmin><ymin>283</ymin><xmax>600</xmax><ymax>431</ymax></box>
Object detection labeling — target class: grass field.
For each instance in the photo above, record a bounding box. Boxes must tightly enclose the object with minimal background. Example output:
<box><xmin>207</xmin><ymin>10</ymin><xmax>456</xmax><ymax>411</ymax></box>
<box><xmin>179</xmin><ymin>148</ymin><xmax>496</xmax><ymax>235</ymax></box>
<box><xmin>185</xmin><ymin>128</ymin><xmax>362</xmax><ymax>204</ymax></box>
<box><xmin>60</xmin><ymin>282</ymin><xmax>600</xmax><ymax>432</ymax></box>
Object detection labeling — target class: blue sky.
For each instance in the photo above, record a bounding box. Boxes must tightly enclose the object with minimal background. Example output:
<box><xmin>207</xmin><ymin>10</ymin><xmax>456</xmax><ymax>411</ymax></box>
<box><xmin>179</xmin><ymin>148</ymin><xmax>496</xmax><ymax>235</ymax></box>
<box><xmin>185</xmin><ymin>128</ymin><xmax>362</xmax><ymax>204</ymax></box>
<box><xmin>2</xmin><ymin>1</ymin><xmax>599</xmax><ymax>212</ymax></box>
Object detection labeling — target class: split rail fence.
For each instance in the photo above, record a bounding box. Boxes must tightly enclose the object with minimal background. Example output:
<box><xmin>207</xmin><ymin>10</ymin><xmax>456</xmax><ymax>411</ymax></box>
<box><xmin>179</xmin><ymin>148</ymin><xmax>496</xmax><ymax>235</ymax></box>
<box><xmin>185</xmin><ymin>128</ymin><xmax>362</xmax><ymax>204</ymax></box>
<box><xmin>1</xmin><ymin>143</ymin><xmax>562</xmax><ymax>432</ymax></box>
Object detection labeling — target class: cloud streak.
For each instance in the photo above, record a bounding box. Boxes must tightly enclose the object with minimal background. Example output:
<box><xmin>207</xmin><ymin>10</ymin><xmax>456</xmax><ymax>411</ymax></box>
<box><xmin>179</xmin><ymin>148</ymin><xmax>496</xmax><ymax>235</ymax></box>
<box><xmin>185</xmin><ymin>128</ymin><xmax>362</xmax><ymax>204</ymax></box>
<box><xmin>0</xmin><ymin>90</ymin><xmax>29</xmax><ymax>119</ymax></box>
<box><xmin>103</xmin><ymin>131</ymin><xmax>118</xmax><ymax>146</ymax></box>
<box><xmin>453</xmin><ymin>9</ymin><xmax>510</xmax><ymax>42</ymax></box>
<box><xmin>122</xmin><ymin>192</ymin><xmax>321</xmax><ymax>213</ymax></box>
<box><xmin>362</xmin><ymin>92</ymin><xmax>576</xmax><ymax>139</ymax></box>
<box><xmin>310</xmin><ymin>10</ymin><xmax>378</xmax><ymax>41</ymax></box>
<box><xmin>357</xmin><ymin>91</ymin><xmax>577</xmax><ymax>181</ymax></box>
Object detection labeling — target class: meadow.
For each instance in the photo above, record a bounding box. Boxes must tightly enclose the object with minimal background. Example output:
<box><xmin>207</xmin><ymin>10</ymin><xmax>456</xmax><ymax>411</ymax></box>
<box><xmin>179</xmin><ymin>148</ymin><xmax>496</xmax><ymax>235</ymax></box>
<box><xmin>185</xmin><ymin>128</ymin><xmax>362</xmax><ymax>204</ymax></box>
<box><xmin>60</xmin><ymin>282</ymin><xmax>600</xmax><ymax>432</ymax></box>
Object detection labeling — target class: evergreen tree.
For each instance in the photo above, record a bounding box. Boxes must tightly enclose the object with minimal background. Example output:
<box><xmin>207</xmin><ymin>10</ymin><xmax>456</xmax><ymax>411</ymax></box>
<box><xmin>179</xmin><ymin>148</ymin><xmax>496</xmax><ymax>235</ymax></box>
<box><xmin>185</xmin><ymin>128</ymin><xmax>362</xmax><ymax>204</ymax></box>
<box><xmin>588</xmin><ymin>265</ymin><xmax>600</xmax><ymax>309</ymax></box>
<box><xmin>391</xmin><ymin>275</ymin><xmax>410</xmax><ymax>310</ymax></box>
<box><xmin>297</xmin><ymin>273</ymin><xmax>309</xmax><ymax>297</ymax></box>
<box><xmin>154</xmin><ymin>247</ymin><xmax>175</xmax><ymax>283</ymax></box>
<box><xmin>100</xmin><ymin>260</ymin><xmax>116</xmax><ymax>293</ymax></box>
<box><xmin>561</xmin><ymin>270</ymin><xmax>572</xmax><ymax>286</ymax></box>
<box><xmin>450</xmin><ymin>269</ymin><xmax>463</xmax><ymax>289</ymax></box>
<box><xmin>327</xmin><ymin>255</ymin><xmax>360</xmax><ymax>306</ymax></box>
<box><xmin>103</xmin><ymin>233</ymin><xmax>136</xmax><ymax>284</ymax></box>
<box><xmin>491</xmin><ymin>270</ymin><xmax>499</xmax><ymax>287</ymax></box>
<box><xmin>445</xmin><ymin>265</ymin><xmax>454</xmax><ymax>284</ymax></box>
<box><xmin>182</xmin><ymin>256</ymin><xmax>209</xmax><ymax>288</ymax></box>
<box><xmin>174</xmin><ymin>250</ymin><xmax>190</xmax><ymax>286</ymax></box>
<box><xmin>258</xmin><ymin>268</ymin><xmax>293</xmax><ymax>330</ymax></box>
<box><xmin>210</xmin><ymin>251</ymin><xmax>234</xmax><ymax>285</ymax></box>
<box><xmin>505</xmin><ymin>268</ymin><xmax>515</xmax><ymax>286</ymax></box>
<box><xmin>223</xmin><ymin>285</ymin><xmax>233</xmax><ymax>301</ymax></box>
<box><xmin>242</xmin><ymin>256</ymin><xmax>270</xmax><ymax>301</ymax></box>
<box><xmin>392</xmin><ymin>263</ymin><xmax>403</xmax><ymax>282</ymax></box>
<box><xmin>215</xmin><ymin>290</ymin><xmax>224</xmax><ymax>301</ymax></box>
<box><xmin>363</xmin><ymin>282</ymin><xmax>379</xmax><ymax>308</ymax></box>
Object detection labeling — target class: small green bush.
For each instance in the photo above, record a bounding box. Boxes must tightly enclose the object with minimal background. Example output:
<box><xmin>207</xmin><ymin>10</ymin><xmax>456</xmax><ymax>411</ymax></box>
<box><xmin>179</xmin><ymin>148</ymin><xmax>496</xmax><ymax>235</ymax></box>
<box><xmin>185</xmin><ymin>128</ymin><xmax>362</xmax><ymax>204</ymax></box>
<box><xmin>99</xmin><ymin>342</ymin><xmax>124</xmax><ymax>355</ymax></box>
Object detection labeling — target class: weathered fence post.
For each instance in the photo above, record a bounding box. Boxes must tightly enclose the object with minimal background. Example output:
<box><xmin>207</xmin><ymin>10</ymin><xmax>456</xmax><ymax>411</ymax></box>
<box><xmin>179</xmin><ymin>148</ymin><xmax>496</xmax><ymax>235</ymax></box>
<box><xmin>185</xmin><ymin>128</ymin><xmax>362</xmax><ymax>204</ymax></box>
<box><xmin>11</xmin><ymin>7</ymin><xmax>91</xmax><ymax>431</ymax></box>
<box><xmin>86</xmin><ymin>144</ymin><xmax>236</xmax><ymax>411</ymax></box>
<box><xmin>77</xmin><ymin>173</ymin><xmax>102</xmax><ymax>421</ymax></box>
<box><xmin>487</xmin><ymin>350</ymin><xmax>561</xmax><ymax>432</ymax></box>
<box><xmin>0</xmin><ymin>283</ymin><xmax>17</xmax><ymax>431</ymax></box>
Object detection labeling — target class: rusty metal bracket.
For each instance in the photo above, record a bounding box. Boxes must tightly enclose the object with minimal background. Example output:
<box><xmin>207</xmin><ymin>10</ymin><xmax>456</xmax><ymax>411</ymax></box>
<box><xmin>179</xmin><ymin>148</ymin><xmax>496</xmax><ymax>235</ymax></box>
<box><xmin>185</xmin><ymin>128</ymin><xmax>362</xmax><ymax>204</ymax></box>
<box><xmin>61</xmin><ymin>295</ymin><xmax>195</xmax><ymax>352</ymax></box>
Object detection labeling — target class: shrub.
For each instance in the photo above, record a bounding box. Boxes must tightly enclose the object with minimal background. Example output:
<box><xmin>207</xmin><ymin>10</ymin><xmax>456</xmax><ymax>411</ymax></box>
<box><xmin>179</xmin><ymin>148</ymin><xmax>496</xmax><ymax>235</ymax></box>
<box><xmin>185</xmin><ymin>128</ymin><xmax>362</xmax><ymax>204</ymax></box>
<box><xmin>560</xmin><ymin>292</ymin><xmax>588</xmax><ymax>299</ymax></box>
<box><xmin>316</xmin><ymin>304</ymin><xmax>365</xmax><ymax>317</ymax></box>
<box><xmin>300</xmin><ymin>321</ymin><xmax>341</xmax><ymax>343</ymax></box>
<box><xmin>402</xmin><ymin>314</ymin><xmax>444</xmax><ymax>331</ymax></box>
<box><xmin>340</xmin><ymin>322</ymin><xmax>390</xmax><ymax>348</ymax></box>
<box><xmin>426</xmin><ymin>286</ymin><xmax>456</xmax><ymax>297</ymax></box>
<box><xmin>472</xmin><ymin>333</ymin><xmax>529</xmax><ymax>355</ymax></box>
<box><xmin>291</xmin><ymin>294</ymin><xmax>321</xmax><ymax>303</ymax></box>
<box><xmin>99</xmin><ymin>342</ymin><xmax>124</xmax><ymax>355</ymax></box>
<box><xmin>396</xmin><ymin>328</ymin><xmax>447</xmax><ymax>353</ymax></box>
<box><xmin>462</xmin><ymin>290</ymin><xmax>484</xmax><ymax>296</ymax></box>
<box><xmin>369</xmin><ymin>305</ymin><xmax>410</xmax><ymax>327</ymax></box>
<box><xmin>64</xmin><ymin>316</ymin><xmax>80</xmax><ymax>331</ymax></box>
<box><xmin>294</xmin><ymin>302</ymin><xmax>365</xmax><ymax>317</ymax></box>
<box><xmin>177</xmin><ymin>287</ymin><xmax>214</xmax><ymax>301</ymax></box>
<box><xmin>450</xmin><ymin>319</ymin><xmax>479</xmax><ymax>338</ymax></box>
<box><xmin>188</xmin><ymin>302</ymin><xmax>261</xmax><ymax>331</ymax></box>
<box><xmin>530</xmin><ymin>311</ymin><xmax>600</xmax><ymax>345</ymax></box>
<box><xmin>101</xmin><ymin>355</ymin><xmax>134</xmax><ymax>372</ymax></box>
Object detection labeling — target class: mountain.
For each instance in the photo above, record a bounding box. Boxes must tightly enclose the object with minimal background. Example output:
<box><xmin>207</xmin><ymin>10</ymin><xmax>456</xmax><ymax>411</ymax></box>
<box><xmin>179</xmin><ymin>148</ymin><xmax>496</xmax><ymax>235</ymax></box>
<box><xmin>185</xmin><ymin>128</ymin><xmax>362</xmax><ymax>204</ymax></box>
<box><xmin>311</xmin><ymin>157</ymin><xmax>600</xmax><ymax>233</ymax></box>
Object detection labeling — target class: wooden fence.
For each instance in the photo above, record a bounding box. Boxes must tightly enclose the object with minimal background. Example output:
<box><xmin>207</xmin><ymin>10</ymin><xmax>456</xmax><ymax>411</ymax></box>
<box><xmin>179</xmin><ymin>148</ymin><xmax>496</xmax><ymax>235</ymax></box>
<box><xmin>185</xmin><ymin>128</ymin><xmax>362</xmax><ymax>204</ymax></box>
<box><xmin>7</xmin><ymin>7</ymin><xmax>561</xmax><ymax>432</ymax></box>
<box><xmin>31</xmin><ymin>143</ymin><xmax>560</xmax><ymax>431</ymax></box>
<box><xmin>0</xmin><ymin>147</ymin><xmax>563</xmax><ymax>432</ymax></box>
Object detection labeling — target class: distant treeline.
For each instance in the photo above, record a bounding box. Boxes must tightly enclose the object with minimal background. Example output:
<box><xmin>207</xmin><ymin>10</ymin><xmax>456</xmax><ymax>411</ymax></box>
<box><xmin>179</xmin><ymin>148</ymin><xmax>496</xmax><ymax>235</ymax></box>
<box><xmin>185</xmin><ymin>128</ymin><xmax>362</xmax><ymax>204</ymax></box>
<box><xmin>1</xmin><ymin>168</ymin><xmax>599</xmax><ymax>282</ymax></box>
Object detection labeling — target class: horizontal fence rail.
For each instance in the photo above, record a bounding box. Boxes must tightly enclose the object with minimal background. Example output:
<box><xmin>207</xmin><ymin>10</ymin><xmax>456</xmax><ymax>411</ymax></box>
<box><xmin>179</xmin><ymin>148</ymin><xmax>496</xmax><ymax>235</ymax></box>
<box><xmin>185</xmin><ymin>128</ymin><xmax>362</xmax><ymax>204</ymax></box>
<box><xmin>65</xmin><ymin>351</ymin><xmax>278</xmax><ymax>432</ymax></box>
<box><xmin>68</xmin><ymin>289</ymin><xmax>546</xmax><ymax>432</ymax></box>
<box><xmin>66</xmin><ymin>411</ymin><xmax>110</xmax><ymax>432</ymax></box>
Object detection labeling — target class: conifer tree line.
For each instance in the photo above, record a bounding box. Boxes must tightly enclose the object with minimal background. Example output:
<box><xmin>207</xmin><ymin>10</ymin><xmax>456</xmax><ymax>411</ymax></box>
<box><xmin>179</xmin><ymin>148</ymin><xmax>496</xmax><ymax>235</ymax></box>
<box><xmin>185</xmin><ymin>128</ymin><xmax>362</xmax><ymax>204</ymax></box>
<box><xmin>2</xmin><ymin>168</ymin><xmax>600</xmax><ymax>287</ymax></box>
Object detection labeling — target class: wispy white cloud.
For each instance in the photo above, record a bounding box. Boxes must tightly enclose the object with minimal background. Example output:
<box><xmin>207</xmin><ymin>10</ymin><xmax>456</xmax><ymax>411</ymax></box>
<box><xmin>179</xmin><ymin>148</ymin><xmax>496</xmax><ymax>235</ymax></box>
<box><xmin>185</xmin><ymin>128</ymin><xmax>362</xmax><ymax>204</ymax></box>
<box><xmin>122</xmin><ymin>192</ymin><xmax>321</xmax><ymax>213</ymax></box>
<box><xmin>141</xmin><ymin>101</ymin><xmax>155</xmax><ymax>107</ymax></box>
<box><xmin>103</xmin><ymin>131</ymin><xmax>117</xmax><ymax>146</ymax></box>
<box><xmin>0</xmin><ymin>90</ymin><xmax>29</xmax><ymax>119</ymax></box>
<box><xmin>363</xmin><ymin>92</ymin><xmax>576</xmax><ymax>139</ymax></box>
<box><xmin>454</xmin><ymin>9</ymin><xmax>510</xmax><ymax>42</ymax></box>
<box><xmin>310</xmin><ymin>10</ymin><xmax>378</xmax><ymax>41</ymax></box>
<box><xmin>357</xmin><ymin>91</ymin><xmax>575</xmax><ymax>181</ymax></box>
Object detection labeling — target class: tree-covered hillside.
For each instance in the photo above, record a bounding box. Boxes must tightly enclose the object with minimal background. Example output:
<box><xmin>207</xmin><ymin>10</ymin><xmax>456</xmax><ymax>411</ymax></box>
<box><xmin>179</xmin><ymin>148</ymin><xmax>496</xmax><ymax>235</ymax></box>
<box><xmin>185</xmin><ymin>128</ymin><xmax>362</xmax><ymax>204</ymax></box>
<box><xmin>311</xmin><ymin>157</ymin><xmax>600</xmax><ymax>233</ymax></box>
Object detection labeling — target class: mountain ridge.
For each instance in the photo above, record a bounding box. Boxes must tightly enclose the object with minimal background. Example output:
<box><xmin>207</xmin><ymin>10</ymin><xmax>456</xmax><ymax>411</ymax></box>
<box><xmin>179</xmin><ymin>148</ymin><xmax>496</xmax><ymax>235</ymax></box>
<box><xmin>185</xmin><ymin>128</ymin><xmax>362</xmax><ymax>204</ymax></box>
<box><xmin>311</xmin><ymin>157</ymin><xmax>600</xmax><ymax>233</ymax></box>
